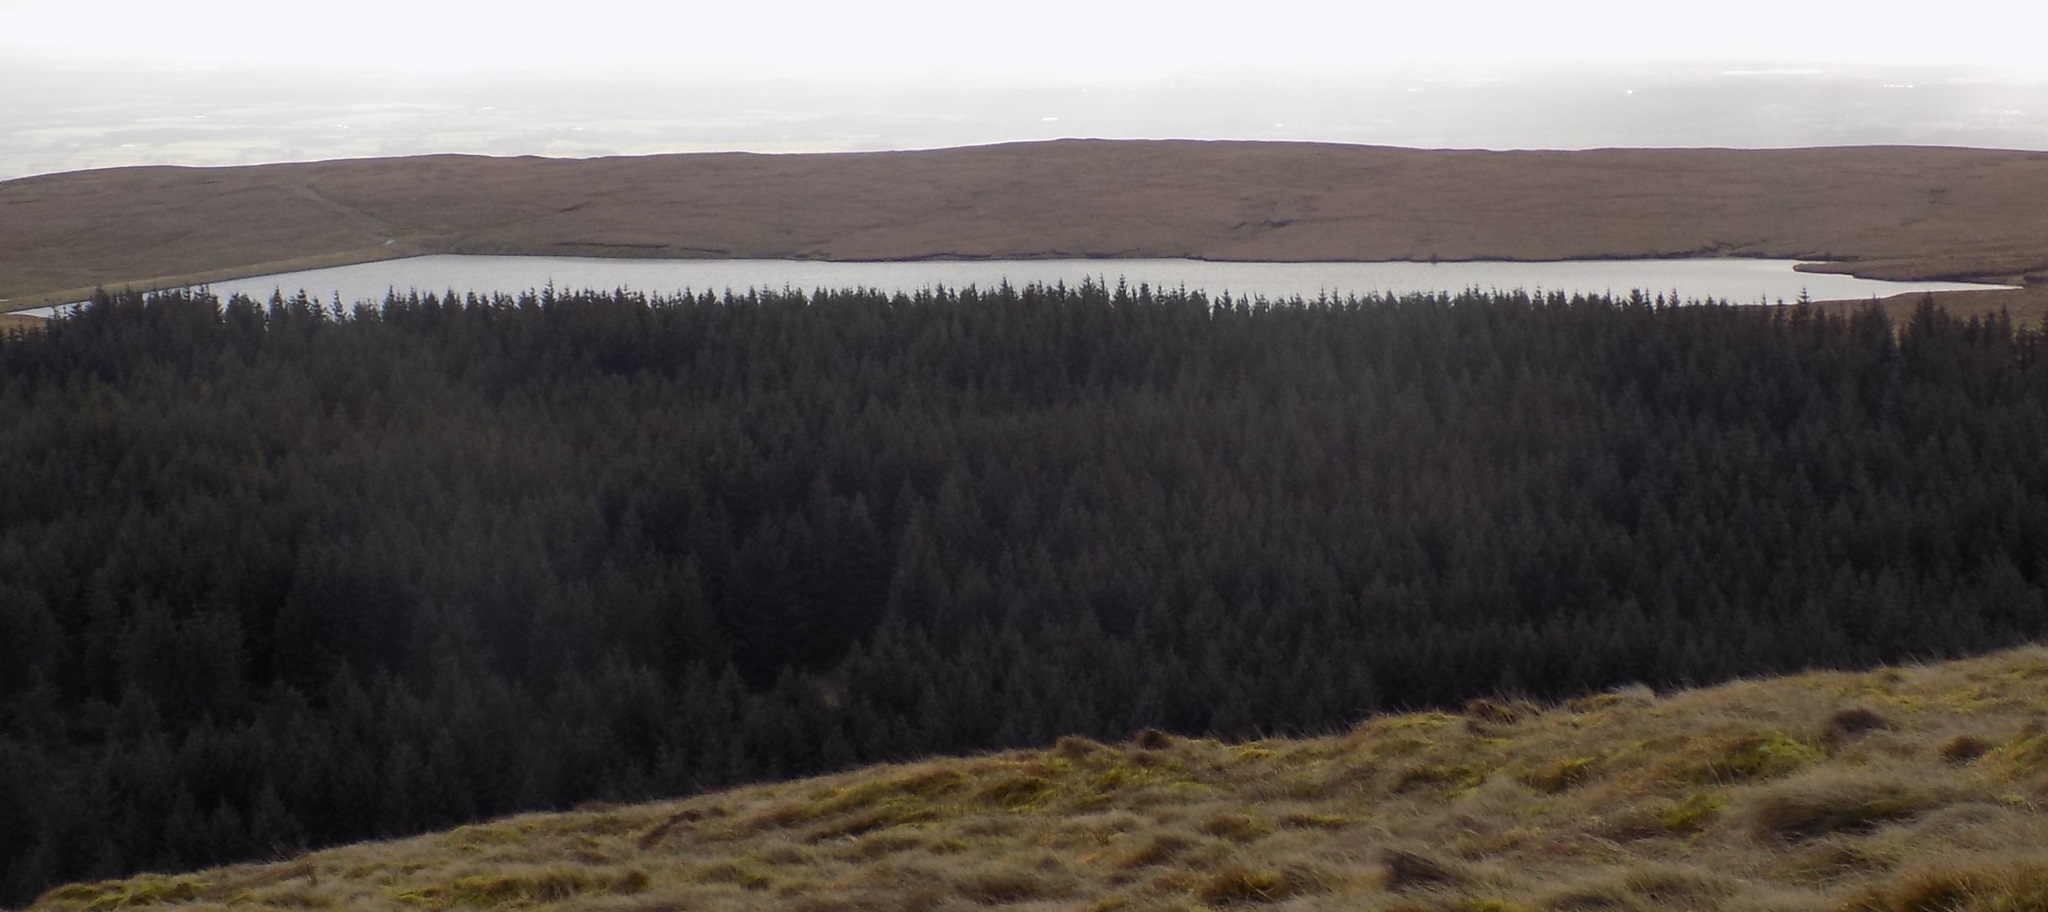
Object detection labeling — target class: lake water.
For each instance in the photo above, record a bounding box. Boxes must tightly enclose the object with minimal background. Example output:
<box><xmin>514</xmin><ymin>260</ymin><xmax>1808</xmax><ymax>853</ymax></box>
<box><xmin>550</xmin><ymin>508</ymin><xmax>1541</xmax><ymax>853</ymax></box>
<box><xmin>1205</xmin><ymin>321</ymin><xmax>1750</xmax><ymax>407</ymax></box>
<box><xmin>11</xmin><ymin>255</ymin><xmax>2013</xmax><ymax>317</ymax></box>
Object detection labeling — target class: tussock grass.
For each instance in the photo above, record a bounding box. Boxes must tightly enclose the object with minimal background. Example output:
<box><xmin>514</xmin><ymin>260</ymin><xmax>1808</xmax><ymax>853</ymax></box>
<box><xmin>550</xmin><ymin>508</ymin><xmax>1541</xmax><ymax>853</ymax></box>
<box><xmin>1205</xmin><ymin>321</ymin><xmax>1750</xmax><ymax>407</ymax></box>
<box><xmin>31</xmin><ymin>645</ymin><xmax>2048</xmax><ymax>912</ymax></box>
<box><xmin>1195</xmin><ymin>863</ymin><xmax>1333</xmax><ymax>905</ymax></box>
<box><xmin>1824</xmin><ymin>707</ymin><xmax>1896</xmax><ymax>746</ymax></box>
<box><xmin>1380</xmin><ymin>850</ymin><xmax>1475</xmax><ymax>892</ymax></box>
<box><xmin>1746</xmin><ymin>770</ymin><xmax>1972</xmax><ymax>843</ymax></box>
<box><xmin>1848</xmin><ymin>857</ymin><xmax>2048</xmax><ymax>912</ymax></box>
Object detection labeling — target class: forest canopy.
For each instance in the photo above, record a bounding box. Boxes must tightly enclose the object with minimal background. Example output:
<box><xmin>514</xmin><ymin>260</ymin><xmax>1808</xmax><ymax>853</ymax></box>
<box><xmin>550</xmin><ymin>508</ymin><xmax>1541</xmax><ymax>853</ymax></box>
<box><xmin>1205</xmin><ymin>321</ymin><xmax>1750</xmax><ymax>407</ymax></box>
<box><xmin>2</xmin><ymin>282</ymin><xmax>2045</xmax><ymax>903</ymax></box>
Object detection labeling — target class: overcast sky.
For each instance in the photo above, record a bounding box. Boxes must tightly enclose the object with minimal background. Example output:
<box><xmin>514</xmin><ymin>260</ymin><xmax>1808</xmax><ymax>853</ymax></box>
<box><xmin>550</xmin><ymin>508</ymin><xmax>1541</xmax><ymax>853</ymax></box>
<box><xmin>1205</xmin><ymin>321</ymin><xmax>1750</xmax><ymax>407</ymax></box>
<box><xmin>5</xmin><ymin>0</ymin><xmax>2048</xmax><ymax>179</ymax></box>
<box><xmin>6</xmin><ymin>0</ymin><xmax>2043</xmax><ymax>78</ymax></box>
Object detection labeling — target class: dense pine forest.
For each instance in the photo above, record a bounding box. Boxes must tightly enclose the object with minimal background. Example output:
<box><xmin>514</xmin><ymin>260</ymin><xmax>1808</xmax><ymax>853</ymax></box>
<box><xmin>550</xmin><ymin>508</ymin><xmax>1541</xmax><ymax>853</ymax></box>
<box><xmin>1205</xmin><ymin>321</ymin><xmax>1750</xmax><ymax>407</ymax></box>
<box><xmin>3</xmin><ymin>282</ymin><xmax>2046</xmax><ymax>903</ymax></box>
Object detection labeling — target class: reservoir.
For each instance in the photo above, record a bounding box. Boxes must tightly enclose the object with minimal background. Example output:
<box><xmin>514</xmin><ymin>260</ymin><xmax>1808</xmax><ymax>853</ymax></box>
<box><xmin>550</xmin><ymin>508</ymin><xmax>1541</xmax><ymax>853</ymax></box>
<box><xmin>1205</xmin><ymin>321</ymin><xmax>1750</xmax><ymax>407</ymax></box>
<box><xmin>13</xmin><ymin>256</ymin><xmax>2012</xmax><ymax>316</ymax></box>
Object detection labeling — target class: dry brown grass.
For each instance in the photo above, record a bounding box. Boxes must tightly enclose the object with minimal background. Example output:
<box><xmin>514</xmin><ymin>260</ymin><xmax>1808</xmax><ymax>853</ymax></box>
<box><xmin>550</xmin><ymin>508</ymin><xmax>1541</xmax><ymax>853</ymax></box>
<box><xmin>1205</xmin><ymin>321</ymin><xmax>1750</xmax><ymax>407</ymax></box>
<box><xmin>10</xmin><ymin>142</ymin><xmax>2048</xmax><ymax>314</ymax></box>
<box><xmin>31</xmin><ymin>645</ymin><xmax>2048</xmax><ymax>912</ymax></box>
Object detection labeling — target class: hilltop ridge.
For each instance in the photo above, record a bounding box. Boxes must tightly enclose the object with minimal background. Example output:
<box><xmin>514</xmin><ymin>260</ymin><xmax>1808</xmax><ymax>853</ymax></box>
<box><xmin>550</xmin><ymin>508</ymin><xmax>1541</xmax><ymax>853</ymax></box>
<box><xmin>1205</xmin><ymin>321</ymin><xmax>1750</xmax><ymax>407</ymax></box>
<box><xmin>31</xmin><ymin>645</ymin><xmax>2048</xmax><ymax>912</ymax></box>
<box><xmin>7</xmin><ymin>141</ymin><xmax>2048</xmax><ymax>314</ymax></box>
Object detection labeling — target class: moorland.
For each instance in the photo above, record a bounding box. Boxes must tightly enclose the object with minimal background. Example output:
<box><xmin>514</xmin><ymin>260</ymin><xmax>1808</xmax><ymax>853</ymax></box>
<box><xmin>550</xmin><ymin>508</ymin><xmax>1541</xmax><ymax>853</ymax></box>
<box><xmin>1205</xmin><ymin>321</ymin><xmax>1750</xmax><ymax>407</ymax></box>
<box><xmin>5</xmin><ymin>141</ymin><xmax>2048</xmax><ymax>318</ymax></box>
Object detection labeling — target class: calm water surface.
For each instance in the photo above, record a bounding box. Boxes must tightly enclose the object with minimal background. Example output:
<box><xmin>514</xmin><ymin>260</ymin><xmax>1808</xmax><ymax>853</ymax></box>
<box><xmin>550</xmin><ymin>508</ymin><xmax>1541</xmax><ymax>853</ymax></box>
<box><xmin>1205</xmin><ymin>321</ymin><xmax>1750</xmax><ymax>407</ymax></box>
<box><xmin>14</xmin><ymin>256</ymin><xmax>2012</xmax><ymax>317</ymax></box>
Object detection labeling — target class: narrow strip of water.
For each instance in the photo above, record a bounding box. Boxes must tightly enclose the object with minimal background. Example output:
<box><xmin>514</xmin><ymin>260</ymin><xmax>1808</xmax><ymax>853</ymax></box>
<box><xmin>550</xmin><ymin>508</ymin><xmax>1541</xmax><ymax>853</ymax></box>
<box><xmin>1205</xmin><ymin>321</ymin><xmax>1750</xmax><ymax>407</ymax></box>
<box><xmin>9</xmin><ymin>256</ymin><xmax>2012</xmax><ymax>318</ymax></box>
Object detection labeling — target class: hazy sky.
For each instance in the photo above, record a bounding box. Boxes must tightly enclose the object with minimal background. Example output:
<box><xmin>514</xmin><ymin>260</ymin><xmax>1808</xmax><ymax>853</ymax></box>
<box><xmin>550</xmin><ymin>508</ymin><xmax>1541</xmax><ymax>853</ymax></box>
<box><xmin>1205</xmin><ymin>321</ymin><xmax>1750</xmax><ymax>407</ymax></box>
<box><xmin>5</xmin><ymin>0</ymin><xmax>2048</xmax><ymax>179</ymax></box>
<box><xmin>6</xmin><ymin>0</ymin><xmax>2043</xmax><ymax>78</ymax></box>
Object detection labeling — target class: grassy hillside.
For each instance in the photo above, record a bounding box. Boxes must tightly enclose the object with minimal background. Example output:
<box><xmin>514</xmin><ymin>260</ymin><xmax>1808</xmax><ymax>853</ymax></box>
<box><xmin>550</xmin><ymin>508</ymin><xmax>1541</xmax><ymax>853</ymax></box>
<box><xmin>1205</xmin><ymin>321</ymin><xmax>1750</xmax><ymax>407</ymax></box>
<box><xmin>10</xmin><ymin>142</ymin><xmax>2048</xmax><ymax>311</ymax></box>
<box><xmin>30</xmin><ymin>646</ymin><xmax>2048</xmax><ymax>912</ymax></box>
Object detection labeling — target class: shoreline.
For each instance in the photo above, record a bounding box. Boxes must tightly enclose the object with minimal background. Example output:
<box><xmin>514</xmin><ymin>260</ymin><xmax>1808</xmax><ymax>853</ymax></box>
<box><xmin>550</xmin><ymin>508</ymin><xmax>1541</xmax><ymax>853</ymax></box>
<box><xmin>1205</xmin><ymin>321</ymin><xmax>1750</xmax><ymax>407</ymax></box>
<box><xmin>9</xmin><ymin>249</ymin><xmax>2037</xmax><ymax>316</ymax></box>
<box><xmin>6</xmin><ymin>140</ymin><xmax>2048</xmax><ymax>314</ymax></box>
<box><xmin>11</xmin><ymin>254</ymin><xmax>2025</xmax><ymax>329</ymax></box>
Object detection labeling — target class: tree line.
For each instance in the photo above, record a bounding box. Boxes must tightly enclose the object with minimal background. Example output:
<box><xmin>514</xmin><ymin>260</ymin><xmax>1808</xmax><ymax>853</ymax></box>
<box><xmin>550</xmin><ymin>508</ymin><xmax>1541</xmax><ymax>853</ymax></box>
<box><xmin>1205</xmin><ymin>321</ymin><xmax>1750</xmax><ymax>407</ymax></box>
<box><xmin>2</xmin><ymin>282</ymin><xmax>2044</xmax><ymax>902</ymax></box>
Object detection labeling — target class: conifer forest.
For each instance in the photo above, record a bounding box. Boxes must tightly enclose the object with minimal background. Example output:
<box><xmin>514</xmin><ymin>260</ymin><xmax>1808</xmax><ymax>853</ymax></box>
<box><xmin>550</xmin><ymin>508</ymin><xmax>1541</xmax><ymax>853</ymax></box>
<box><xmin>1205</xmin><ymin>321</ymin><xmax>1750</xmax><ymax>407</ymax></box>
<box><xmin>4</xmin><ymin>282</ymin><xmax>2047</xmax><ymax>901</ymax></box>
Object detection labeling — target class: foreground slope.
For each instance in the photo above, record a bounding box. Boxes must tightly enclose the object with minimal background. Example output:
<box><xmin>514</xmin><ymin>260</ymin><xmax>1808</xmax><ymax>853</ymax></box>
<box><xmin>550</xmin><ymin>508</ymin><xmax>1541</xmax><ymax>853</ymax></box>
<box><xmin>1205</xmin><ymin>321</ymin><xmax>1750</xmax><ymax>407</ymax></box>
<box><xmin>8</xmin><ymin>141</ymin><xmax>2048</xmax><ymax>310</ymax></box>
<box><xmin>33</xmin><ymin>646</ymin><xmax>2048</xmax><ymax>912</ymax></box>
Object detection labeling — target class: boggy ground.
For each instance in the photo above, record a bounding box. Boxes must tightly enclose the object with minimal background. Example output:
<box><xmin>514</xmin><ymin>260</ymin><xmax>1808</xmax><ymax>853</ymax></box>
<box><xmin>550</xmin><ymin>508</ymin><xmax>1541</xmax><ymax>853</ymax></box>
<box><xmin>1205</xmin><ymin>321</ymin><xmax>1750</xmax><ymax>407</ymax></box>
<box><xmin>33</xmin><ymin>645</ymin><xmax>2048</xmax><ymax>912</ymax></box>
<box><xmin>7</xmin><ymin>141</ymin><xmax>2048</xmax><ymax>313</ymax></box>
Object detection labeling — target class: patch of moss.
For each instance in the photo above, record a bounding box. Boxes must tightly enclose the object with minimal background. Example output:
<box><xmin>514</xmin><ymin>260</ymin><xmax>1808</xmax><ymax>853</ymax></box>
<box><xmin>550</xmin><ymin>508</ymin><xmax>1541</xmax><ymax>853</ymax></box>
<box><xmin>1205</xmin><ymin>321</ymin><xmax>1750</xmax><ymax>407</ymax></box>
<box><xmin>1699</xmin><ymin>732</ymin><xmax>1823</xmax><ymax>784</ymax></box>
<box><xmin>1984</xmin><ymin>730</ymin><xmax>2048</xmax><ymax>778</ymax></box>
<box><xmin>1662</xmin><ymin>791</ymin><xmax>1728</xmax><ymax>833</ymax></box>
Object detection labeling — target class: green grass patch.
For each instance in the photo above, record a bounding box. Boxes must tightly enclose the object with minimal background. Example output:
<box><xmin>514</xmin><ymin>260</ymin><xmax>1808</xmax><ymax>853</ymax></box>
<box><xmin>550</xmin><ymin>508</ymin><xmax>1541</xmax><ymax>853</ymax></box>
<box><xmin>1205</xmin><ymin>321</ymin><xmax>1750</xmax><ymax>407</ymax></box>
<box><xmin>1984</xmin><ymin>730</ymin><xmax>2048</xmax><ymax>778</ymax></box>
<box><xmin>1698</xmin><ymin>732</ymin><xmax>1824</xmax><ymax>784</ymax></box>
<box><xmin>1661</xmin><ymin>791</ymin><xmax>1728</xmax><ymax>833</ymax></box>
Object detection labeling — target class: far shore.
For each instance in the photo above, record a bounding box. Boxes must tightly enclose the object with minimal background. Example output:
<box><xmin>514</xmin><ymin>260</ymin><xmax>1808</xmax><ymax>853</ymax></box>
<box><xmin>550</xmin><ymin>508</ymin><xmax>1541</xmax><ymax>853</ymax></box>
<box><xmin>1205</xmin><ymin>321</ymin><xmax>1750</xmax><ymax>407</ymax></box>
<box><xmin>5</xmin><ymin>140</ymin><xmax>2048</xmax><ymax>319</ymax></box>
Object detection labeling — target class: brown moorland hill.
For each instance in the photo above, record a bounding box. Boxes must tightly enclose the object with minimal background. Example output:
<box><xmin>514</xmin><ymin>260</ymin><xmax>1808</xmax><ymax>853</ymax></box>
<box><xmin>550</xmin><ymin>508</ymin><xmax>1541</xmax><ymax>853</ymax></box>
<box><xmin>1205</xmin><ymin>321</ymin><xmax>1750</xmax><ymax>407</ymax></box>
<box><xmin>31</xmin><ymin>646</ymin><xmax>2048</xmax><ymax>912</ymax></box>
<box><xmin>6</xmin><ymin>141</ymin><xmax>2048</xmax><ymax>314</ymax></box>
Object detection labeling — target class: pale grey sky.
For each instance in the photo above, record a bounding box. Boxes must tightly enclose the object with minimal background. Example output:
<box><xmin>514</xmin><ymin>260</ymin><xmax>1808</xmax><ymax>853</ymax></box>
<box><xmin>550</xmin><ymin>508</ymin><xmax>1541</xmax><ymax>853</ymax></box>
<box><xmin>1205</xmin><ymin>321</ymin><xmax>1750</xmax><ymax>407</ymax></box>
<box><xmin>4</xmin><ymin>0</ymin><xmax>2048</xmax><ymax>179</ymax></box>
<box><xmin>5</xmin><ymin>0</ymin><xmax>2043</xmax><ymax>77</ymax></box>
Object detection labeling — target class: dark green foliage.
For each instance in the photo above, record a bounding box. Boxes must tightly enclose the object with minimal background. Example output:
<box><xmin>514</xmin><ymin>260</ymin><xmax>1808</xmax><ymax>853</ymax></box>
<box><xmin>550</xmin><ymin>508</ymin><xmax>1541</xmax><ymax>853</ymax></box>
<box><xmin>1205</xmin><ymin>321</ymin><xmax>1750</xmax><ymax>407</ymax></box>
<box><xmin>2</xmin><ymin>282</ymin><xmax>2047</xmax><ymax>903</ymax></box>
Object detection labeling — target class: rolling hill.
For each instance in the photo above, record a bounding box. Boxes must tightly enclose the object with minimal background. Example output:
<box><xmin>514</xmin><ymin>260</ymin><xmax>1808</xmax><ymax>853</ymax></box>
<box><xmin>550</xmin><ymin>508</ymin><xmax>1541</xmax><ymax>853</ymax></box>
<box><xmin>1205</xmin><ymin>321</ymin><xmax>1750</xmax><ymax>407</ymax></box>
<box><xmin>7</xmin><ymin>141</ymin><xmax>2048</xmax><ymax>317</ymax></box>
<box><xmin>28</xmin><ymin>646</ymin><xmax>2048</xmax><ymax>912</ymax></box>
